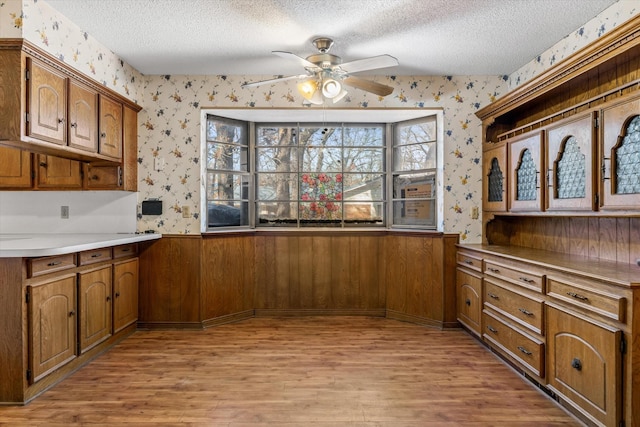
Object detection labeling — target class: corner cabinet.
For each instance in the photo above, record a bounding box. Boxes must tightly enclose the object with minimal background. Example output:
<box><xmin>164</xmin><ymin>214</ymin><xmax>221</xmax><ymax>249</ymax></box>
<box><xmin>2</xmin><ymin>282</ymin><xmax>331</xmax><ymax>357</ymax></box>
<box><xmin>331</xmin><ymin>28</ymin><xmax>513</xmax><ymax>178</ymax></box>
<box><xmin>0</xmin><ymin>38</ymin><xmax>141</xmax><ymax>191</ymax></box>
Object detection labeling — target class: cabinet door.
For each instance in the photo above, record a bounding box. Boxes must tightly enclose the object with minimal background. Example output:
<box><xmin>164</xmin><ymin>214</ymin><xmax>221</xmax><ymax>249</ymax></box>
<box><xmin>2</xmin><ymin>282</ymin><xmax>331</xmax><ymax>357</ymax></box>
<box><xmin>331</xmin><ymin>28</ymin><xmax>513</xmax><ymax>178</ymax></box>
<box><xmin>26</xmin><ymin>58</ymin><xmax>67</xmax><ymax>145</ymax></box>
<box><xmin>68</xmin><ymin>80</ymin><xmax>98</xmax><ymax>152</ymax></box>
<box><xmin>508</xmin><ymin>131</ymin><xmax>544</xmax><ymax>212</ymax></box>
<box><xmin>546</xmin><ymin>305</ymin><xmax>622</xmax><ymax>427</ymax></box>
<box><xmin>35</xmin><ymin>154</ymin><xmax>83</xmax><ymax>189</ymax></box>
<box><xmin>113</xmin><ymin>258</ymin><xmax>138</xmax><ymax>333</ymax></box>
<box><xmin>28</xmin><ymin>275</ymin><xmax>77</xmax><ymax>383</ymax></box>
<box><xmin>456</xmin><ymin>268</ymin><xmax>482</xmax><ymax>336</ymax></box>
<box><xmin>546</xmin><ymin>112</ymin><xmax>596</xmax><ymax>211</ymax></box>
<box><xmin>482</xmin><ymin>142</ymin><xmax>507</xmax><ymax>212</ymax></box>
<box><xmin>0</xmin><ymin>146</ymin><xmax>32</xmax><ymax>188</ymax></box>
<box><xmin>99</xmin><ymin>95</ymin><xmax>122</xmax><ymax>159</ymax></box>
<box><xmin>78</xmin><ymin>266</ymin><xmax>112</xmax><ymax>353</ymax></box>
<box><xmin>600</xmin><ymin>95</ymin><xmax>640</xmax><ymax>209</ymax></box>
<box><xmin>85</xmin><ymin>164</ymin><xmax>122</xmax><ymax>189</ymax></box>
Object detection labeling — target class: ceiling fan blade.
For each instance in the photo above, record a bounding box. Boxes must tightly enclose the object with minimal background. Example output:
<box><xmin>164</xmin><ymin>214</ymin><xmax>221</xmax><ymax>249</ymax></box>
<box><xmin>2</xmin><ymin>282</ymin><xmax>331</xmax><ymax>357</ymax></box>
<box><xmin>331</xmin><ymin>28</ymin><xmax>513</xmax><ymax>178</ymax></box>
<box><xmin>343</xmin><ymin>76</ymin><xmax>394</xmax><ymax>97</ymax></box>
<box><xmin>241</xmin><ymin>74</ymin><xmax>308</xmax><ymax>88</ymax></box>
<box><xmin>338</xmin><ymin>55</ymin><xmax>398</xmax><ymax>74</ymax></box>
<box><xmin>272</xmin><ymin>51</ymin><xmax>321</xmax><ymax>71</ymax></box>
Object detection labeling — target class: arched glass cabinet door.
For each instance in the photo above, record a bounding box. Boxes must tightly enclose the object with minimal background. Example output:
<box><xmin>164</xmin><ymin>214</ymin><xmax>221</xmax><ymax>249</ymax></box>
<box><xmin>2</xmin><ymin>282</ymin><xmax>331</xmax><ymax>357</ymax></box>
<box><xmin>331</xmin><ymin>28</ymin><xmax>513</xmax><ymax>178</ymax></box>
<box><xmin>508</xmin><ymin>131</ymin><xmax>544</xmax><ymax>212</ymax></box>
<box><xmin>546</xmin><ymin>112</ymin><xmax>596</xmax><ymax>211</ymax></box>
<box><xmin>600</xmin><ymin>94</ymin><xmax>640</xmax><ymax>210</ymax></box>
<box><xmin>483</xmin><ymin>141</ymin><xmax>507</xmax><ymax>212</ymax></box>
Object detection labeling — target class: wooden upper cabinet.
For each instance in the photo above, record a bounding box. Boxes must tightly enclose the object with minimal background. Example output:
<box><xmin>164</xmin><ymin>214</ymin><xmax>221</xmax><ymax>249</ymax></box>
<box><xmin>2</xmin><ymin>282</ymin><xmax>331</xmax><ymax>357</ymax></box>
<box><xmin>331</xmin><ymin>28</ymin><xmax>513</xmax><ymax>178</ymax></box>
<box><xmin>68</xmin><ymin>80</ymin><xmax>98</xmax><ymax>153</ymax></box>
<box><xmin>482</xmin><ymin>142</ymin><xmax>508</xmax><ymax>212</ymax></box>
<box><xmin>600</xmin><ymin>94</ymin><xmax>640</xmax><ymax>210</ymax></box>
<box><xmin>0</xmin><ymin>146</ymin><xmax>32</xmax><ymax>188</ymax></box>
<box><xmin>34</xmin><ymin>154</ymin><xmax>83</xmax><ymax>189</ymax></box>
<box><xmin>508</xmin><ymin>131</ymin><xmax>544</xmax><ymax>212</ymax></box>
<box><xmin>98</xmin><ymin>95</ymin><xmax>122</xmax><ymax>159</ymax></box>
<box><xmin>545</xmin><ymin>112</ymin><xmax>596</xmax><ymax>211</ymax></box>
<box><xmin>26</xmin><ymin>58</ymin><xmax>67</xmax><ymax>146</ymax></box>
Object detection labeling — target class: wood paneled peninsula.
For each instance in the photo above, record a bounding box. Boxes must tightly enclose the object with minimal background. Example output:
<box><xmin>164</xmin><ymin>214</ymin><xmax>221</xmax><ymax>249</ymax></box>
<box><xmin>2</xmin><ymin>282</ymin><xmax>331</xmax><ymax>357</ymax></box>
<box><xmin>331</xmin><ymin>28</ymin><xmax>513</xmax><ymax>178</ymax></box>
<box><xmin>0</xmin><ymin>233</ymin><xmax>160</xmax><ymax>404</ymax></box>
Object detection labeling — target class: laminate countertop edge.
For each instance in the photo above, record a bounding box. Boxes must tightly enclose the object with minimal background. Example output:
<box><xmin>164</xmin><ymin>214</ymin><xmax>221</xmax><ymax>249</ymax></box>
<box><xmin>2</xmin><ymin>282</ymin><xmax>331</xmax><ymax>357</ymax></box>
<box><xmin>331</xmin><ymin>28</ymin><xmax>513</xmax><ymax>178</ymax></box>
<box><xmin>0</xmin><ymin>233</ymin><xmax>162</xmax><ymax>258</ymax></box>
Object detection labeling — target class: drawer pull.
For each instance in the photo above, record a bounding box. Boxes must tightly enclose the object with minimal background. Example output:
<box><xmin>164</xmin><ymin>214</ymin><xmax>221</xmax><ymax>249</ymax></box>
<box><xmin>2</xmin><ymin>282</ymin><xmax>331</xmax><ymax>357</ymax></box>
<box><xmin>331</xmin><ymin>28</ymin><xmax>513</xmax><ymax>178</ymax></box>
<box><xmin>487</xmin><ymin>292</ymin><xmax>499</xmax><ymax>300</ymax></box>
<box><xmin>518</xmin><ymin>308</ymin><xmax>534</xmax><ymax>316</ymax></box>
<box><xmin>571</xmin><ymin>358</ymin><xmax>582</xmax><ymax>371</ymax></box>
<box><xmin>519</xmin><ymin>277</ymin><xmax>535</xmax><ymax>283</ymax></box>
<box><xmin>47</xmin><ymin>261</ymin><xmax>61</xmax><ymax>267</ymax></box>
<box><xmin>487</xmin><ymin>325</ymin><xmax>498</xmax><ymax>333</ymax></box>
<box><xmin>464</xmin><ymin>259</ymin><xmax>473</xmax><ymax>265</ymax></box>
<box><xmin>465</xmin><ymin>298</ymin><xmax>471</xmax><ymax>306</ymax></box>
<box><xmin>121</xmin><ymin>248</ymin><xmax>130</xmax><ymax>252</ymax></box>
<box><xmin>567</xmin><ymin>291</ymin><xmax>589</xmax><ymax>301</ymax></box>
<box><xmin>517</xmin><ymin>346</ymin><xmax>532</xmax><ymax>356</ymax></box>
<box><xmin>487</xmin><ymin>267</ymin><xmax>500</xmax><ymax>273</ymax></box>
<box><xmin>91</xmin><ymin>253</ymin><xmax>103</xmax><ymax>258</ymax></box>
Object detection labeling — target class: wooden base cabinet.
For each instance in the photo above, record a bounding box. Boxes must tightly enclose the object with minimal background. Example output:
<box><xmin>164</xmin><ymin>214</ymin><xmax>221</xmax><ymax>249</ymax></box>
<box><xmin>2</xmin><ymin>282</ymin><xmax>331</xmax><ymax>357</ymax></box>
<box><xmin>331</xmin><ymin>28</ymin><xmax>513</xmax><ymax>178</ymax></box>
<box><xmin>113</xmin><ymin>258</ymin><xmax>139</xmax><ymax>333</ymax></box>
<box><xmin>78</xmin><ymin>266</ymin><xmax>113</xmax><ymax>353</ymax></box>
<box><xmin>547</xmin><ymin>304</ymin><xmax>622</xmax><ymax>427</ymax></box>
<box><xmin>456</xmin><ymin>268</ymin><xmax>482</xmax><ymax>336</ymax></box>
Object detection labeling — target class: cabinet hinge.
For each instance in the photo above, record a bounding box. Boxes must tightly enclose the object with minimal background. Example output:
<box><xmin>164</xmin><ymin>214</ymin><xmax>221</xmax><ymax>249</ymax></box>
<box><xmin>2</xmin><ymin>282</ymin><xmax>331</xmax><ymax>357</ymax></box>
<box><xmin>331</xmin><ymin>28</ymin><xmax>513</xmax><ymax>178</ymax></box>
<box><xmin>25</xmin><ymin>112</ymin><xmax>30</xmax><ymax>123</ymax></box>
<box><xmin>620</xmin><ymin>335</ymin><xmax>626</xmax><ymax>354</ymax></box>
<box><xmin>25</xmin><ymin>69</ymin><xmax>30</xmax><ymax>80</ymax></box>
<box><xmin>619</xmin><ymin>421</ymin><xmax>625</xmax><ymax>427</ymax></box>
<box><xmin>25</xmin><ymin>291</ymin><xmax>30</xmax><ymax>303</ymax></box>
<box><xmin>594</xmin><ymin>193</ymin><xmax>599</xmax><ymax>206</ymax></box>
<box><xmin>26</xmin><ymin>369</ymin><xmax>31</xmax><ymax>382</ymax></box>
<box><xmin>594</xmin><ymin>117</ymin><xmax>599</xmax><ymax>128</ymax></box>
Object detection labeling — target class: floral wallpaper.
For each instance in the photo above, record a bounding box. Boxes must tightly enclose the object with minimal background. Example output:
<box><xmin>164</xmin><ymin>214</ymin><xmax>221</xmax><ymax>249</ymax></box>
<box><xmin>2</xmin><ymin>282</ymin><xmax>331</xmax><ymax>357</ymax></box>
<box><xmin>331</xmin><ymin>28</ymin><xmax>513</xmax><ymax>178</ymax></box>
<box><xmin>3</xmin><ymin>0</ymin><xmax>639</xmax><ymax>243</ymax></box>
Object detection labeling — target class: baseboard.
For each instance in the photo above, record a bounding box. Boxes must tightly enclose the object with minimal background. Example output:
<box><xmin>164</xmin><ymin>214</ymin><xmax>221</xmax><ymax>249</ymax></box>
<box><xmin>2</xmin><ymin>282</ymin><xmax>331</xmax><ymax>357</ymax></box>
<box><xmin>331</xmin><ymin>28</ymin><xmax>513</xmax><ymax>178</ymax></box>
<box><xmin>385</xmin><ymin>310</ymin><xmax>444</xmax><ymax>329</ymax></box>
<box><xmin>136</xmin><ymin>321</ymin><xmax>204</xmax><ymax>330</ymax></box>
<box><xmin>254</xmin><ymin>308</ymin><xmax>386</xmax><ymax>317</ymax></box>
<box><xmin>202</xmin><ymin>310</ymin><xmax>255</xmax><ymax>328</ymax></box>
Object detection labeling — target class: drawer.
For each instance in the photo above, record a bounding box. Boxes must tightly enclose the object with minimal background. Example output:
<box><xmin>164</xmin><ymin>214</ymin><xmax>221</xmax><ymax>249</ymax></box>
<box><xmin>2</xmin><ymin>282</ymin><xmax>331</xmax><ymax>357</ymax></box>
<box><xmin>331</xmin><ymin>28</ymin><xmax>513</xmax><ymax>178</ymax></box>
<box><xmin>456</xmin><ymin>268</ymin><xmax>482</xmax><ymax>336</ymax></box>
<box><xmin>113</xmin><ymin>243</ymin><xmax>138</xmax><ymax>259</ymax></box>
<box><xmin>484</xmin><ymin>259</ymin><xmax>544</xmax><ymax>292</ymax></box>
<box><xmin>79</xmin><ymin>248</ymin><xmax>112</xmax><ymax>266</ymax></box>
<box><xmin>546</xmin><ymin>276</ymin><xmax>626</xmax><ymax>322</ymax></box>
<box><xmin>483</xmin><ymin>309</ymin><xmax>545</xmax><ymax>378</ymax></box>
<box><xmin>484</xmin><ymin>279</ymin><xmax>544</xmax><ymax>335</ymax></box>
<box><xmin>28</xmin><ymin>253</ymin><xmax>77</xmax><ymax>278</ymax></box>
<box><xmin>456</xmin><ymin>250</ymin><xmax>482</xmax><ymax>272</ymax></box>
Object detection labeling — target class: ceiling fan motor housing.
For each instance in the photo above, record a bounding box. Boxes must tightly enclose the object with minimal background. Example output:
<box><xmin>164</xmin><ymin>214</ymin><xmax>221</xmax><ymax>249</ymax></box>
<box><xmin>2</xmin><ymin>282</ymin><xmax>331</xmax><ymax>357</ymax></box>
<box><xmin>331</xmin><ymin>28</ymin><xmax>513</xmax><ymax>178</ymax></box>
<box><xmin>312</xmin><ymin>37</ymin><xmax>334</xmax><ymax>53</ymax></box>
<box><xmin>306</xmin><ymin>53</ymin><xmax>342</xmax><ymax>70</ymax></box>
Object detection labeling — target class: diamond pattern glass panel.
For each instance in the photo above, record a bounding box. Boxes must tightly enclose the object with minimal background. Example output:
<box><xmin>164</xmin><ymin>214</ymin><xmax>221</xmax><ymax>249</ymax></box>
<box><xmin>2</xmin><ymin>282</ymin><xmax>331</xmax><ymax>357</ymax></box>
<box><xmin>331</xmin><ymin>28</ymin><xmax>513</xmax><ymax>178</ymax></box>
<box><xmin>615</xmin><ymin>115</ymin><xmax>640</xmax><ymax>194</ymax></box>
<box><xmin>516</xmin><ymin>149</ymin><xmax>537</xmax><ymax>201</ymax></box>
<box><xmin>487</xmin><ymin>157</ymin><xmax>503</xmax><ymax>202</ymax></box>
<box><xmin>556</xmin><ymin>136</ymin><xmax>585</xmax><ymax>199</ymax></box>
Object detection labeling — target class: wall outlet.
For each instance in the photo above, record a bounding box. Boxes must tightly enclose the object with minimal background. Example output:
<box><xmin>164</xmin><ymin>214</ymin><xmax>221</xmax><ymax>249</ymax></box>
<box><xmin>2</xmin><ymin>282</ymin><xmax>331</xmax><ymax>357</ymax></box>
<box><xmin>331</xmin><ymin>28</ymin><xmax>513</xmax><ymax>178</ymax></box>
<box><xmin>471</xmin><ymin>206</ymin><xmax>479</xmax><ymax>220</ymax></box>
<box><xmin>182</xmin><ymin>205</ymin><xmax>190</xmax><ymax>218</ymax></box>
<box><xmin>61</xmin><ymin>205</ymin><xmax>69</xmax><ymax>219</ymax></box>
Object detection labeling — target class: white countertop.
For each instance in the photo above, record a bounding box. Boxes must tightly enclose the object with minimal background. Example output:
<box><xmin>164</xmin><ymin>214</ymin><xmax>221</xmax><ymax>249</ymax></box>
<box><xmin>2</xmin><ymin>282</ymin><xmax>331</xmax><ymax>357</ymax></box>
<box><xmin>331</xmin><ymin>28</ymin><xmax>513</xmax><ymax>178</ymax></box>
<box><xmin>0</xmin><ymin>233</ymin><xmax>162</xmax><ymax>258</ymax></box>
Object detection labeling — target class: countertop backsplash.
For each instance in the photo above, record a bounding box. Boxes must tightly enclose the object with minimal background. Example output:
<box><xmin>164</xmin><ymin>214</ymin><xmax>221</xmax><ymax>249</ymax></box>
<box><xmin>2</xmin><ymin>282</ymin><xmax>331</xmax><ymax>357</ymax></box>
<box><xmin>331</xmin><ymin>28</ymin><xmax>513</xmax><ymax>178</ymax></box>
<box><xmin>0</xmin><ymin>191</ymin><xmax>137</xmax><ymax>234</ymax></box>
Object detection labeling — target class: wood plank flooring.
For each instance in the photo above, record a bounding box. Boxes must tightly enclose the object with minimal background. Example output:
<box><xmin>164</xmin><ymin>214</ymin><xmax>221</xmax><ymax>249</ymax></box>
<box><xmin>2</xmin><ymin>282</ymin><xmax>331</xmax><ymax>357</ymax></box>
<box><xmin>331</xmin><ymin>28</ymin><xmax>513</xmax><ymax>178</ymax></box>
<box><xmin>0</xmin><ymin>317</ymin><xmax>582</xmax><ymax>426</ymax></box>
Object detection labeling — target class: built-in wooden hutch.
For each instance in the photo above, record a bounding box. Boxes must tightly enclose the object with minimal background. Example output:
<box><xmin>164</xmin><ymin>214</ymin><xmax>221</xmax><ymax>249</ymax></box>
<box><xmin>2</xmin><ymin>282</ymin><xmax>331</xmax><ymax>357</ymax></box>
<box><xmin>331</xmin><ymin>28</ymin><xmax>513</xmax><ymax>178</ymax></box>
<box><xmin>457</xmin><ymin>15</ymin><xmax>640</xmax><ymax>427</ymax></box>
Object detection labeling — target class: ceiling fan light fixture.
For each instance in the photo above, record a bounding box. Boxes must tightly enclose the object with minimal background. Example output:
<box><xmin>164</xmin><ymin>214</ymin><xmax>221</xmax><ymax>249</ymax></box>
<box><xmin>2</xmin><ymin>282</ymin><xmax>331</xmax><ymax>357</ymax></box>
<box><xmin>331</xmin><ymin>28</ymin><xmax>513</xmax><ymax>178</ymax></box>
<box><xmin>297</xmin><ymin>79</ymin><xmax>323</xmax><ymax>105</ymax></box>
<box><xmin>322</xmin><ymin>78</ymin><xmax>342</xmax><ymax>98</ymax></box>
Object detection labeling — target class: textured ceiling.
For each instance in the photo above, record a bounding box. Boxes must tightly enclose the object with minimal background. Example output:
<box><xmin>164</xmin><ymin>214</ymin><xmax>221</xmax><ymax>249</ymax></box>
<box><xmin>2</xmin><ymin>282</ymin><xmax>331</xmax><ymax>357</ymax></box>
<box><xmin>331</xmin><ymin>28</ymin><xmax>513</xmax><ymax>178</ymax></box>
<box><xmin>46</xmin><ymin>0</ymin><xmax>619</xmax><ymax>76</ymax></box>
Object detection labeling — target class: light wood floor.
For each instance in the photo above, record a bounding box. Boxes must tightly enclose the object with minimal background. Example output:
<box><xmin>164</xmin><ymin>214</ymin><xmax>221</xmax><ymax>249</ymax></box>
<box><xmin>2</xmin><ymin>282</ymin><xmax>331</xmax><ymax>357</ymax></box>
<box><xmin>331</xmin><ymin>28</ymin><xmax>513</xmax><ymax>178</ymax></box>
<box><xmin>0</xmin><ymin>316</ymin><xmax>582</xmax><ymax>426</ymax></box>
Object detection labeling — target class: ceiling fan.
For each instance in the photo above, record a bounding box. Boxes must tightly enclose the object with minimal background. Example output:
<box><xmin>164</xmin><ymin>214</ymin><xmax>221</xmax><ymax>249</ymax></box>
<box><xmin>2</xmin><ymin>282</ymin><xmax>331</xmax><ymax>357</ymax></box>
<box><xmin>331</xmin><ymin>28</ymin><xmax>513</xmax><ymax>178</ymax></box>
<box><xmin>241</xmin><ymin>37</ymin><xmax>399</xmax><ymax>104</ymax></box>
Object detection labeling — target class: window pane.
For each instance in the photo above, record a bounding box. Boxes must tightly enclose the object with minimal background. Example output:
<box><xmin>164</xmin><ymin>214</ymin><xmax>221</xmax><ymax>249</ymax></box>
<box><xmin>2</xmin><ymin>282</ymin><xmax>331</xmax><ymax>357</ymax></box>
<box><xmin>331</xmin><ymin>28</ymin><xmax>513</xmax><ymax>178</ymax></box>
<box><xmin>394</xmin><ymin>142</ymin><xmax>436</xmax><ymax>171</ymax></box>
<box><xmin>393</xmin><ymin>200</ymin><xmax>436</xmax><ymax>226</ymax></box>
<box><xmin>207</xmin><ymin>120</ymin><xmax>244</xmax><ymax>144</ymax></box>
<box><xmin>343</xmin><ymin>126</ymin><xmax>384</xmax><ymax>147</ymax></box>
<box><xmin>257</xmin><ymin>126</ymin><xmax>297</xmax><ymax>147</ymax></box>
<box><xmin>298</xmin><ymin>126</ymin><xmax>342</xmax><ymax>146</ymax></box>
<box><xmin>344</xmin><ymin>202</ymin><xmax>384</xmax><ymax>224</ymax></box>
<box><xmin>257</xmin><ymin>202</ymin><xmax>298</xmax><ymax>226</ymax></box>
<box><xmin>299</xmin><ymin>201</ymin><xmax>342</xmax><ymax>222</ymax></box>
<box><xmin>206</xmin><ymin>173</ymin><xmax>249</xmax><ymax>200</ymax></box>
<box><xmin>343</xmin><ymin>147</ymin><xmax>384</xmax><ymax>173</ymax></box>
<box><xmin>206</xmin><ymin>142</ymin><xmax>247</xmax><ymax>171</ymax></box>
<box><xmin>257</xmin><ymin>173</ymin><xmax>298</xmax><ymax>201</ymax></box>
<box><xmin>301</xmin><ymin>173</ymin><xmax>343</xmax><ymax>202</ymax></box>
<box><xmin>301</xmin><ymin>147</ymin><xmax>342</xmax><ymax>172</ymax></box>
<box><xmin>343</xmin><ymin>174</ymin><xmax>384</xmax><ymax>201</ymax></box>
<box><xmin>393</xmin><ymin>173</ymin><xmax>436</xmax><ymax>227</ymax></box>
<box><xmin>207</xmin><ymin>201</ymin><xmax>248</xmax><ymax>227</ymax></box>
<box><xmin>256</xmin><ymin>147</ymin><xmax>299</xmax><ymax>172</ymax></box>
<box><xmin>395</xmin><ymin>118</ymin><xmax>436</xmax><ymax>145</ymax></box>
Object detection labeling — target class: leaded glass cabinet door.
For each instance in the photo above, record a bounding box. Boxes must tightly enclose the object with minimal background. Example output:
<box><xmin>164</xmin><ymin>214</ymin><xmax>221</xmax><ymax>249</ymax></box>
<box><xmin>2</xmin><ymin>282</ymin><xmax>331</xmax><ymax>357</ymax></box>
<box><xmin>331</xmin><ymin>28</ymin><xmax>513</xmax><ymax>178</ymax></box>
<box><xmin>546</xmin><ymin>112</ymin><xmax>596</xmax><ymax>211</ymax></box>
<box><xmin>483</xmin><ymin>142</ymin><xmax>507</xmax><ymax>212</ymax></box>
<box><xmin>508</xmin><ymin>131</ymin><xmax>544</xmax><ymax>212</ymax></box>
<box><xmin>600</xmin><ymin>95</ymin><xmax>640</xmax><ymax>210</ymax></box>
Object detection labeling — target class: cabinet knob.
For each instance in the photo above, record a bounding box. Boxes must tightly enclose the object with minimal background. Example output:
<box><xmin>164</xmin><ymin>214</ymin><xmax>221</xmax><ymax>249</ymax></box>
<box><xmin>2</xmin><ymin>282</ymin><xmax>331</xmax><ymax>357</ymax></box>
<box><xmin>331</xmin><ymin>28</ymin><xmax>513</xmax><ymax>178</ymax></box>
<box><xmin>101</xmin><ymin>132</ymin><xmax>107</xmax><ymax>138</ymax></box>
<box><xmin>571</xmin><ymin>358</ymin><xmax>582</xmax><ymax>371</ymax></box>
<box><xmin>115</xmin><ymin>292</ymin><xmax>120</xmax><ymax>298</ymax></box>
<box><xmin>70</xmin><ymin>122</ymin><xmax>77</xmax><ymax>128</ymax></box>
<box><xmin>58</xmin><ymin>118</ymin><xmax>65</xmax><ymax>124</ymax></box>
<box><xmin>465</xmin><ymin>298</ymin><xmax>471</xmax><ymax>306</ymax></box>
<box><xmin>106</xmin><ymin>296</ymin><xmax>111</xmax><ymax>302</ymax></box>
<box><xmin>69</xmin><ymin>310</ymin><xmax>75</xmax><ymax>317</ymax></box>
<box><xmin>39</xmin><ymin>162</ymin><xmax>47</xmax><ymax>167</ymax></box>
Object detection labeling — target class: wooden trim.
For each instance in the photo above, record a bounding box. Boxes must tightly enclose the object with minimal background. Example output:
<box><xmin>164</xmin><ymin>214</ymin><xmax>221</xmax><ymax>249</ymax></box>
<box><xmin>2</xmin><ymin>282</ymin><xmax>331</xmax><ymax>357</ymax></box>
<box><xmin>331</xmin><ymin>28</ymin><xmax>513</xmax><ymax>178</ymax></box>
<box><xmin>385</xmin><ymin>310</ymin><xmax>445</xmax><ymax>329</ymax></box>
<box><xmin>254</xmin><ymin>308</ymin><xmax>386</xmax><ymax>317</ymax></box>
<box><xmin>476</xmin><ymin>14</ymin><xmax>640</xmax><ymax>122</ymax></box>
<box><xmin>136</xmin><ymin>321</ymin><xmax>203</xmax><ymax>330</ymax></box>
<box><xmin>202</xmin><ymin>310</ymin><xmax>255</xmax><ymax>327</ymax></box>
